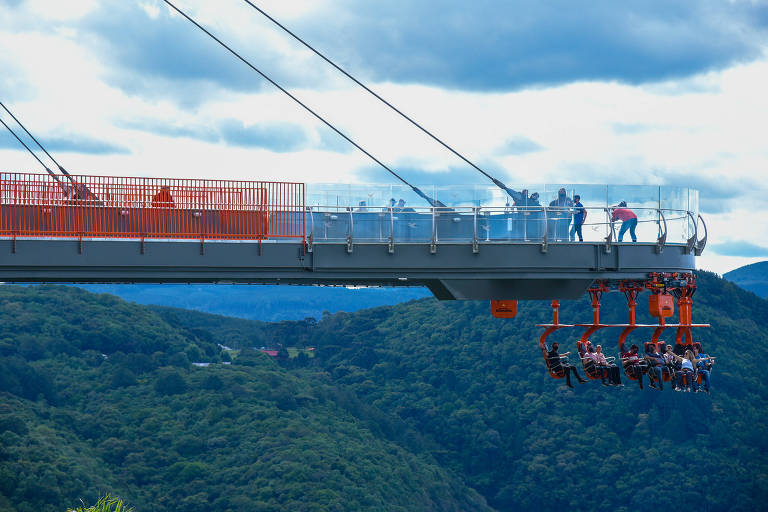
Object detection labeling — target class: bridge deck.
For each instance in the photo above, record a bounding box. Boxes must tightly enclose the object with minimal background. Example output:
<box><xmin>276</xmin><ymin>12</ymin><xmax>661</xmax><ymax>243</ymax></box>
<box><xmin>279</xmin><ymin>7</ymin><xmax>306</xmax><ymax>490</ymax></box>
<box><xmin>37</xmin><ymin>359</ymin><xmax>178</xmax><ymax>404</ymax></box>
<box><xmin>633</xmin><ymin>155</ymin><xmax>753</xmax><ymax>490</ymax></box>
<box><xmin>0</xmin><ymin>174</ymin><xmax>702</xmax><ymax>300</ymax></box>
<box><xmin>0</xmin><ymin>237</ymin><xmax>695</xmax><ymax>300</ymax></box>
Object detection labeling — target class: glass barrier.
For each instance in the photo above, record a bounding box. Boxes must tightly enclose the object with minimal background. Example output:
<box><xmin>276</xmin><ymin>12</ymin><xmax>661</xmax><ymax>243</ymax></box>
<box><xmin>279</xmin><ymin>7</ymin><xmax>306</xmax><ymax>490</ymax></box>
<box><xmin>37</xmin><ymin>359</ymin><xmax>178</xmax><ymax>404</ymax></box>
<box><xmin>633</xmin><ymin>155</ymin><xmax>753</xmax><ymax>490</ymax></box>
<box><xmin>306</xmin><ymin>206</ymin><xmax>701</xmax><ymax>245</ymax></box>
<box><xmin>303</xmin><ymin>184</ymin><xmax>702</xmax><ymax>246</ymax></box>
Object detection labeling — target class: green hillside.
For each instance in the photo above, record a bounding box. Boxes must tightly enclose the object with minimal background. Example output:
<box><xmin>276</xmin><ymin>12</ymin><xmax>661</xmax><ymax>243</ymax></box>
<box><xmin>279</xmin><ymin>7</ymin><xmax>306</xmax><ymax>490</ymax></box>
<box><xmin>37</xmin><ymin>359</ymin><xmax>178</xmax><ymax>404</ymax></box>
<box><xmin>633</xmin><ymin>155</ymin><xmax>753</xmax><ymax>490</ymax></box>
<box><xmin>1</xmin><ymin>273</ymin><xmax>766</xmax><ymax>512</ymax></box>
<box><xmin>217</xmin><ymin>271</ymin><xmax>766</xmax><ymax>511</ymax></box>
<box><xmin>724</xmin><ymin>261</ymin><xmax>768</xmax><ymax>298</ymax></box>
<box><xmin>0</xmin><ymin>286</ymin><xmax>487</xmax><ymax>512</ymax></box>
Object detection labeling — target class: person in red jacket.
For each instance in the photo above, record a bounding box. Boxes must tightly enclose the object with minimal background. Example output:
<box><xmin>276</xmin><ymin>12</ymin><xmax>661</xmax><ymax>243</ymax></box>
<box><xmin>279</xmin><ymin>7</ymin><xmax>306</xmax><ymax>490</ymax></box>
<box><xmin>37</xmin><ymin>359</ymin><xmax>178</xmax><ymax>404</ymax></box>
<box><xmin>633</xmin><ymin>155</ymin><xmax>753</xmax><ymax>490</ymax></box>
<box><xmin>611</xmin><ymin>201</ymin><xmax>637</xmax><ymax>242</ymax></box>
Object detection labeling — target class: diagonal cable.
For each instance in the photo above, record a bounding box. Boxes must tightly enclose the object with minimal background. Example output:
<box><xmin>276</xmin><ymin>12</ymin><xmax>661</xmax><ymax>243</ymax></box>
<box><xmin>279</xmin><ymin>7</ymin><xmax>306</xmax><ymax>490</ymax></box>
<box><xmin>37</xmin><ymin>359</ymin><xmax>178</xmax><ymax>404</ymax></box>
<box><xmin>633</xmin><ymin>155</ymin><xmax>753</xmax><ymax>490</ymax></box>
<box><xmin>0</xmin><ymin>101</ymin><xmax>99</xmax><ymax>201</ymax></box>
<box><xmin>0</xmin><ymin>100</ymin><xmax>72</xmax><ymax>178</ymax></box>
<box><xmin>161</xmin><ymin>0</ymin><xmax>440</xmax><ymax>206</ymax></box>
<box><xmin>239</xmin><ymin>0</ymin><xmax>518</xmax><ymax>199</ymax></box>
<box><xmin>0</xmin><ymin>115</ymin><xmax>55</xmax><ymax>174</ymax></box>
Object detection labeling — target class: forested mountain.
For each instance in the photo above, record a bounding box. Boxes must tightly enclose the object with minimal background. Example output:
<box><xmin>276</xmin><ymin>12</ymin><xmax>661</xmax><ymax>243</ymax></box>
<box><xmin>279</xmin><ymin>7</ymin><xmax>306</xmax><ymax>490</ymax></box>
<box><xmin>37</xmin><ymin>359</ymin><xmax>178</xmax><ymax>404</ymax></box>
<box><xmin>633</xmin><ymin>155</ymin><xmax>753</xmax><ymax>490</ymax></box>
<box><xmin>0</xmin><ymin>286</ymin><xmax>486</xmax><ymax>512</ymax></box>
<box><xmin>724</xmin><ymin>261</ymin><xmax>768</xmax><ymax>298</ymax></box>
<box><xmin>1</xmin><ymin>273</ymin><xmax>767</xmax><ymax>511</ymax></box>
<box><xmin>296</xmin><ymin>272</ymin><xmax>768</xmax><ymax>511</ymax></box>
<box><xmin>74</xmin><ymin>284</ymin><xmax>431</xmax><ymax>322</ymax></box>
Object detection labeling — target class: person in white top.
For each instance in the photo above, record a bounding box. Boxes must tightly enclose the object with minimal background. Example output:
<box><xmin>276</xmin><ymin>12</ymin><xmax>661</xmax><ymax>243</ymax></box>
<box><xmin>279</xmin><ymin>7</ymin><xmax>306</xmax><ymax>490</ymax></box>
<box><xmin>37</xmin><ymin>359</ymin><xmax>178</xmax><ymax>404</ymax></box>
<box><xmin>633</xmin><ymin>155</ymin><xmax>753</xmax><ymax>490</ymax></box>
<box><xmin>669</xmin><ymin>348</ymin><xmax>714</xmax><ymax>392</ymax></box>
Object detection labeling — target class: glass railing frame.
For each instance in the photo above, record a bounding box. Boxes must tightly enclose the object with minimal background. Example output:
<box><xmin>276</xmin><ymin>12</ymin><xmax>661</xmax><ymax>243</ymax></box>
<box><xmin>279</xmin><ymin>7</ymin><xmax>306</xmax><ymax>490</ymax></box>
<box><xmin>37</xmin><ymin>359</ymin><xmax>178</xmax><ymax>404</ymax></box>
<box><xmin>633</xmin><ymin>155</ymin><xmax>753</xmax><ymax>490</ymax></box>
<box><xmin>302</xmin><ymin>205</ymin><xmax>703</xmax><ymax>253</ymax></box>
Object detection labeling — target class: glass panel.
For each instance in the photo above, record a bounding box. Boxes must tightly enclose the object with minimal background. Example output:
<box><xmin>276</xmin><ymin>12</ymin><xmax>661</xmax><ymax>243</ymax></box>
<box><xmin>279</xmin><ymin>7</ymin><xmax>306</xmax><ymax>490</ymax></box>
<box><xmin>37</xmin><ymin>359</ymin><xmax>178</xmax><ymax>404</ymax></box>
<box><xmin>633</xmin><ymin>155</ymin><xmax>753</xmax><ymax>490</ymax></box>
<box><xmin>353</xmin><ymin>210</ymin><xmax>389</xmax><ymax>242</ymax></box>
<box><xmin>304</xmin><ymin>183</ymin><xmax>698</xmax><ymax>244</ymax></box>
<box><xmin>435</xmin><ymin>208</ymin><xmax>475</xmax><ymax>242</ymax></box>
<box><xmin>393</xmin><ymin>210</ymin><xmax>432</xmax><ymax>242</ymax></box>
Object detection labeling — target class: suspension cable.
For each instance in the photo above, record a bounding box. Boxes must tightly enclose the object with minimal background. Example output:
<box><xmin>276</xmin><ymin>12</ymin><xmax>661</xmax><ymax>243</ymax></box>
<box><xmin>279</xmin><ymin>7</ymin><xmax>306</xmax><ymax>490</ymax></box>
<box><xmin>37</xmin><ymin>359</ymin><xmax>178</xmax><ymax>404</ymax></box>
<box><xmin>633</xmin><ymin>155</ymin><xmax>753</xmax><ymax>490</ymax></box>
<box><xmin>0</xmin><ymin>116</ymin><xmax>54</xmax><ymax>174</ymax></box>
<box><xmin>161</xmin><ymin>0</ymin><xmax>441</xmax><ymax>206</ymax></box>
<box><xmin>239</xmin><ymin>0</ymin><xmax>519</xmax><ymax>200</ymax></box>
<box><xmin>0</xmin><ymin>101</ymin><xmax>99</xmax><ymax>201</ymax></box>
<box><xmin>0</xmin><ymin>115</ymin><xmax>71</xmax><ymax>193</ymax></box>
<box><xmin>0</xmin><ymin>101</ymin><xmax>73</xmax><ymax>178</ymax></box>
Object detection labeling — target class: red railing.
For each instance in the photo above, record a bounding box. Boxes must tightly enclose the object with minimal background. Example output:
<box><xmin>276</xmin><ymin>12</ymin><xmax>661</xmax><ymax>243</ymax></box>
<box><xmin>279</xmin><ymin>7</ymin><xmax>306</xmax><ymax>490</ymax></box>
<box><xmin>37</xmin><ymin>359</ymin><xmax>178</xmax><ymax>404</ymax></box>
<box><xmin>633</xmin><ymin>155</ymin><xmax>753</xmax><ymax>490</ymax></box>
<box><xmin>0</xmin><ymin>172</ymin><xmax>305</xmax><ymax>241</ymax></box>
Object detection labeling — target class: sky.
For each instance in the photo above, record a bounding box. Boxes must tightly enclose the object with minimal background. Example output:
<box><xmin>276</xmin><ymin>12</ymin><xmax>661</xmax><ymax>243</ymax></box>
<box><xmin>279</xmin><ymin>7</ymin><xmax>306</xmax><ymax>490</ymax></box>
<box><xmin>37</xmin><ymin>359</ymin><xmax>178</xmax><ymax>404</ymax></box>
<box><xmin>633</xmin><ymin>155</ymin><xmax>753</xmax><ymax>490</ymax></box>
<box><xmin>1</xmin><ymin>0</ymin><xmax>767</xmax><ymax>274</ymax></box>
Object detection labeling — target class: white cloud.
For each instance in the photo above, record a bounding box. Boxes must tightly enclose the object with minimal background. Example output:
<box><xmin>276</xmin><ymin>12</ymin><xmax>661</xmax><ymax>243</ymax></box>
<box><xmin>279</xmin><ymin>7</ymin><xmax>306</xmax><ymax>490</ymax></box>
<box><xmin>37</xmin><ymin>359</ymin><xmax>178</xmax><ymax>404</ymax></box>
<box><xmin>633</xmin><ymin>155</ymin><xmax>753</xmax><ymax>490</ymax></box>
<box><xmin>1</xmin><ymin>1</ymin><xmax>767</xmax><ymax>276</ymax></box>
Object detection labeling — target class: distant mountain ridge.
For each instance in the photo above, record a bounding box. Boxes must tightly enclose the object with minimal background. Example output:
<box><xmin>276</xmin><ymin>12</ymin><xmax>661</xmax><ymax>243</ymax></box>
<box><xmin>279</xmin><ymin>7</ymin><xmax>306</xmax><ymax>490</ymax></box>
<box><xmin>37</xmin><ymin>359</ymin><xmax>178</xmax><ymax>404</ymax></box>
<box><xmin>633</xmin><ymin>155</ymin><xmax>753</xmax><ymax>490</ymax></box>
<box><xmin>75</xmin><ymin>283</ymin><xmax>431</xmax><ymax>322</ymax></box>
<box><xmin>723</xmin><ymin>261</ymin><xmax>768</xmax><ymax>298</ymax></box>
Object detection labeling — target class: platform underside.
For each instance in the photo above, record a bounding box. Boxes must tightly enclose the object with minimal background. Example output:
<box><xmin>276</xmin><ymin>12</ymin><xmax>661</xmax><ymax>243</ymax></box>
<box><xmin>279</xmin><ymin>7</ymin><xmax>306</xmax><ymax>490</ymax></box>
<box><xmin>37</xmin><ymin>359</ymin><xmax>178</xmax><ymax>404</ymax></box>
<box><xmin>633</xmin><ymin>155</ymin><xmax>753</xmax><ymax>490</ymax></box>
<box><xmin>0</xmin><ymin>238</ymin><xmax>696</xmax><ymax>300</ymax></box>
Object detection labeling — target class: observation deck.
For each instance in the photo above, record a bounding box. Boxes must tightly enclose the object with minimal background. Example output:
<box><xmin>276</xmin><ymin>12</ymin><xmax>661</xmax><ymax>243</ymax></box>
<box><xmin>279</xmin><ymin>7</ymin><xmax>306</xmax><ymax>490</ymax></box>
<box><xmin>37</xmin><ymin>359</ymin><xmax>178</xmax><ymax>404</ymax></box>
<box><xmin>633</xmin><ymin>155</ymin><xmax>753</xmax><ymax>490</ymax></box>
<box><xmin>0</xmin><ymin>173</ymin><xmax>705</xmax><ymax>300</ymax></box>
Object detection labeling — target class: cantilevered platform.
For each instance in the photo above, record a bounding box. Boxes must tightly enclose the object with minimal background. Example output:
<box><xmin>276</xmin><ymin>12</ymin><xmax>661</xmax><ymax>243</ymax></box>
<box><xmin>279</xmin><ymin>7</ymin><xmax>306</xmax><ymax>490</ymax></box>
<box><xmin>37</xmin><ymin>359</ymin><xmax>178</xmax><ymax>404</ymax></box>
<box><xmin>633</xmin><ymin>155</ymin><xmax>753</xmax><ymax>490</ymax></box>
<box><xmin>0</xmin><ymin>238</ymin><xmax>696</xmax><ymax>300</ymax></box>
<box><xmin>0</xmin><ymin>174</ymin><xmax>705</xmax><ymax>300</ymax></box>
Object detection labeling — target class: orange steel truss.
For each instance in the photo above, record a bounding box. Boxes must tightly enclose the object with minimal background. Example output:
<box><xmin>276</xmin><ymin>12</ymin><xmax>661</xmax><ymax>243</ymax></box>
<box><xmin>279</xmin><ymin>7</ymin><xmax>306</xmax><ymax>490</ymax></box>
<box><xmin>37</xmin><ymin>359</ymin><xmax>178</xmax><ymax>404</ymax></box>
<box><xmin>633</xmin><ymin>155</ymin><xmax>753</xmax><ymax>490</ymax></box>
<box><xmin>0</xmin><ymin>172</ymin><xmax>305</xmax><ymax>241</ymax></box>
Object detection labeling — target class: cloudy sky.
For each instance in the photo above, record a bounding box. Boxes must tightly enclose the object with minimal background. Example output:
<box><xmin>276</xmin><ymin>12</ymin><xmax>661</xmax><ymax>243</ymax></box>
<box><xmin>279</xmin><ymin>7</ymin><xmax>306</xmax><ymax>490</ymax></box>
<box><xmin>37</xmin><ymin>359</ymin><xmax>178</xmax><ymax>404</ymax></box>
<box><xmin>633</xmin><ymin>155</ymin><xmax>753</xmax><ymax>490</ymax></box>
<box><xmin>1</xmin><ymin>0</ymin><xmax>767</xmax><ymax>274</ymax></box>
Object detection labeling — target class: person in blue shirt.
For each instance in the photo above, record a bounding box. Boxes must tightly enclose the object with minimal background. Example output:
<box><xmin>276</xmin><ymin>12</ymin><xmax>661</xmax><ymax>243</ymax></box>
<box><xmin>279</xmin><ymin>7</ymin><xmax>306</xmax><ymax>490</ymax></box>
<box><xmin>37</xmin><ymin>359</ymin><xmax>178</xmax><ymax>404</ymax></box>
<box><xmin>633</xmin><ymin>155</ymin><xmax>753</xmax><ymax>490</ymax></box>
<box><xmin>692</xmin><ymin>344</ymin><xmax>714</xmax><ymax>393</ymax></box>
<box><xmin>570</xmin><ymin>194</ymin><xmax>587</xmax><ymax>242</ymax></box>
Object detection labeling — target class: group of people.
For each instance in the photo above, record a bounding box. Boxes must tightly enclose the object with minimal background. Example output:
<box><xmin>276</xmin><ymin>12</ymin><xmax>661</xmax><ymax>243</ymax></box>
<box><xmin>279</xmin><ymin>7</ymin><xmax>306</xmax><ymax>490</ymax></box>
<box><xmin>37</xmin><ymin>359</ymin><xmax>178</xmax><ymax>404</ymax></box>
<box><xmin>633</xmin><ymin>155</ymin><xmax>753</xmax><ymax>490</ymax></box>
<box><xmin>544</xmin><ymin>340</ymin><xmax>714</xmax><ymax>392</ymax></box>
<box><xmin>620</xmin><ymin>341</ymin><xmax>714</xmax><ymax>392</ymax></box>
<box><xmin>509</xmin><ymin>188</ymin><xmax>638</xmax><ymax>243</ymax></box>
<box><xmin>545</xmin><ymin>341</ymin><xmax>622</xmax><ymax>388</ymax></box>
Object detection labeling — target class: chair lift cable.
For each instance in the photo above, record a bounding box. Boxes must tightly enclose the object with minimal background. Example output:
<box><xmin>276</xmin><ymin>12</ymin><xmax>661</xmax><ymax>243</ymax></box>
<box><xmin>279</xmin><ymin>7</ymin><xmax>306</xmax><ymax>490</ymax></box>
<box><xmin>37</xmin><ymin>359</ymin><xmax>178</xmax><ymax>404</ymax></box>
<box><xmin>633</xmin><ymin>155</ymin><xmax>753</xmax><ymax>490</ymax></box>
<box><xmin>238</xmin><ymin>0</ymin><xmax>519</xmax><ymax>200</ymax></box>
<box><xmin>161</xmin><ymin>0</ymin><xmax>441</xmax><ymax>207</ymax></box>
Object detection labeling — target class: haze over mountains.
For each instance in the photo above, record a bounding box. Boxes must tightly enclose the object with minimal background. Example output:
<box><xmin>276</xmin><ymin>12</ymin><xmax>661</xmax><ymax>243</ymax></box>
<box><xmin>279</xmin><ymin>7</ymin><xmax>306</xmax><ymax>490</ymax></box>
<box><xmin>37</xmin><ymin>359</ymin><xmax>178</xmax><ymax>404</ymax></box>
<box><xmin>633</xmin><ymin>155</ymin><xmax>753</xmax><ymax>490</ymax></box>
<box><xmin>1</xmin><ymin>270</ymin><xmax>766</xmax><ymax>511</ymax></box>
<box><xmin>723</xmin><ymin>261</ymin><xmax>768</xmax><ymax>299</ymax></box>
<box><xmin>74</xmin><ymin>259</ymin><xmax>768</xmax><ymax>324</ymax></box>
<box><xmin>75</xmin><ymin>284</ymin><xmax>432</xmax><ymax>322</ymax></box>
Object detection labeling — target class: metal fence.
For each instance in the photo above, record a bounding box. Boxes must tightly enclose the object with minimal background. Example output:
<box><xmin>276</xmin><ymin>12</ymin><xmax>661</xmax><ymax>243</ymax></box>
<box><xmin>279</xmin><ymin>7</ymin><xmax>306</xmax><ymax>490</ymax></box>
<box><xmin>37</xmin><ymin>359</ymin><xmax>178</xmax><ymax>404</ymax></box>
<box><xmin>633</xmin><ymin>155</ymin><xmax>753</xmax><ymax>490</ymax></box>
<box><xmin>0</xmin><ymin>173</ymin><xmax>305</xmax><ymax>240</ymax></box>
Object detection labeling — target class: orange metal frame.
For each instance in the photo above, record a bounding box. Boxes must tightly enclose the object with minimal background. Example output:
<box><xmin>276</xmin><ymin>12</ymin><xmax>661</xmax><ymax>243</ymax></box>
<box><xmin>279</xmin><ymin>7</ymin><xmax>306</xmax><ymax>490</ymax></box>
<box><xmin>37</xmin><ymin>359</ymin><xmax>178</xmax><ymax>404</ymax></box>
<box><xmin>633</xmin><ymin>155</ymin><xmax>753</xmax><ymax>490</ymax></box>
<box><xmin>534</xmin><ymin>275</ymin><xmax>709</xmax><ymax>384</ymax></box>
<box><xmin>0</xmin><ymin>172</ymin><xmax>305</xmax><ymax>241</ymax></box>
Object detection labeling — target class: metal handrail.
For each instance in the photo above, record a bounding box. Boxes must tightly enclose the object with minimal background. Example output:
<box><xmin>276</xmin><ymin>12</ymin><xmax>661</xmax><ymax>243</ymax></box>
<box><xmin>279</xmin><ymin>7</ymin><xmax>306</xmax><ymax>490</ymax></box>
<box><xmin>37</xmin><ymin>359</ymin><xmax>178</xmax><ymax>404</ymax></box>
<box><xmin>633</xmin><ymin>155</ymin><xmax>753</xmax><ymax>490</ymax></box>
<box><xmin>656</xmin><ymin>209</ymin><xmax>667</xmax><ymax>253</ymax></box>
<box><xmin>695</xmin><ymin>214</ymin><xmax>708</xmax><ymax>255</ymax></box>
<box><xmin>685</xmin><ymin>210</ymin><xmax>697</xmax><ymax>254</ymax></box>
<box><xmin>346</xmin><ymin>207</ymin><xmax>354</xmax><ymax>253</ymax></box>
<box><xmin>603</xmin><ymin>208</ymin><xmax>615</xmax><ymax>249</ymax></box>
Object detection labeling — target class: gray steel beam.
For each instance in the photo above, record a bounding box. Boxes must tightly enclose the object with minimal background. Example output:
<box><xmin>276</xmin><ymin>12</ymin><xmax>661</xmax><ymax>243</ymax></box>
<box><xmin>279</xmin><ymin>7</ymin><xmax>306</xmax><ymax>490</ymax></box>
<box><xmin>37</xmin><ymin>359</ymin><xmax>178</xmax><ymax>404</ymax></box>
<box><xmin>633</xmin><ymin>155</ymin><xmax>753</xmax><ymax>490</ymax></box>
<box><xmin>0</xmin><ymin>238</ymin><xmax>696</xmax><ymax>300</ymax></box>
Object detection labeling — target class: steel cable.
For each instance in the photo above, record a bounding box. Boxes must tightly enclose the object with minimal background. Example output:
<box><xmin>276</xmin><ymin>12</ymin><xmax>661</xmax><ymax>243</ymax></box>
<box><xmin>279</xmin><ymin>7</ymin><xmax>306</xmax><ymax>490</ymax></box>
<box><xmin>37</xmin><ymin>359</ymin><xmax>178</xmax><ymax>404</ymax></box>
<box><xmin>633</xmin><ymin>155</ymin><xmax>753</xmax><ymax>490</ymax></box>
<box><xmin>239</xmin><ymin>0</ymin><xmax>518</xmax><ymax>199</ymax></box>
<box><xmin>161</xmin><ymin>0</ymin><xmax>440</xmax><ymax>206</ymax></box>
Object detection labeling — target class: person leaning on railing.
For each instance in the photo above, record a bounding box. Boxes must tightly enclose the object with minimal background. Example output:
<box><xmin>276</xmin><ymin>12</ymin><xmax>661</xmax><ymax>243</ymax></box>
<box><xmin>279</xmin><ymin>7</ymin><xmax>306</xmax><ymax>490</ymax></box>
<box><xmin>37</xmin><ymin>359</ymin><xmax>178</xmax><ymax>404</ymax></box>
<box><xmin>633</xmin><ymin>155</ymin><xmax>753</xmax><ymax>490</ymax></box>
<box><xmin>611</xmin><ymin>201</ymin><xmax>637</xmax><ymax>242</ymax></box>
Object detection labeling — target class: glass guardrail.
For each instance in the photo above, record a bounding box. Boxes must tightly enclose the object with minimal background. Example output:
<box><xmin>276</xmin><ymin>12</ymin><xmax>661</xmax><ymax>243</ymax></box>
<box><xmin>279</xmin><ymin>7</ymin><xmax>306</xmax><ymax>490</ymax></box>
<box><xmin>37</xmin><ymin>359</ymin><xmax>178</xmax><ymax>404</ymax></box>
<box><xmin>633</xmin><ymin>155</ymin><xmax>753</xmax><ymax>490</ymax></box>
<box><xmin>304</xmin><ymin>205</ymin><xmax>704</xmax><ymax>247</ymax></box>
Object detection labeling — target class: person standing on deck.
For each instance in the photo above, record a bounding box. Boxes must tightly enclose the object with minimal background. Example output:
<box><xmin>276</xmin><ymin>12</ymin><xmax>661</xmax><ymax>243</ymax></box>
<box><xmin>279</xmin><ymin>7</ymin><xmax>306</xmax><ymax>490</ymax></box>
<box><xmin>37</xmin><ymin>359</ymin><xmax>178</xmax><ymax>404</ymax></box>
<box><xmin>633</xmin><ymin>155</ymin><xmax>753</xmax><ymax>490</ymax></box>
<box><xmin>611</xmin><ymin>201</ymin><xmax>637</xmax><ymax>242</ymax></box>
<box><xmin>548</xmin><ymin>188</ymin><xmax>573</xmax><ymax>241</ymax></box>
<box><xmin>570</xmin><ymin>194</ymin><xmax>586</xmax><ymax>242</ymax></box>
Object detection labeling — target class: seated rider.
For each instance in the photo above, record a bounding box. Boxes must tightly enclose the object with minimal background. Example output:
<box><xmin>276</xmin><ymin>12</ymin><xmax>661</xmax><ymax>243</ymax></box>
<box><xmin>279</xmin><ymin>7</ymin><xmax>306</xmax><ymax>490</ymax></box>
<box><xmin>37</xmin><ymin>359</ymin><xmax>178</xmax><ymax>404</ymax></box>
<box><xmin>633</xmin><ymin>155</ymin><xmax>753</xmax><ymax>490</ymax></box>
<box><xmin>580</xmin><ymin>342</ymin><xmax>601</xmax><ymax>381</ymax></box>
<box><xmin>692</xmin><ymin>344</ymin><xmax>714</xmax><ymax>393</ymax></box>
<box><xmin>620</xmin><ymin>342</ymin><xmax>646</xmax><ymax>389</ymax></box>
<box><xmin>669</xmin><ymin>349</ymin><xmax>713</xmax><ymax>392</ymax></box>
<box><xmin>644</xmin><ymin>343</ymin><xmax>665</xmax><ymax>391</ymax></box>
<box><xmin>595</xmin><ymin>344</ymin><xmax>621</xmax><ymax>386</ymax></box>
<box><xmin>545</xmin><ymin>342</ymin><xmax>588</xmax><ymax>388</ymax></box>
<box><xmin>662</xmin><ymin>344</ymin><xmax>678</xmax><ymax>380</ymax></box>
